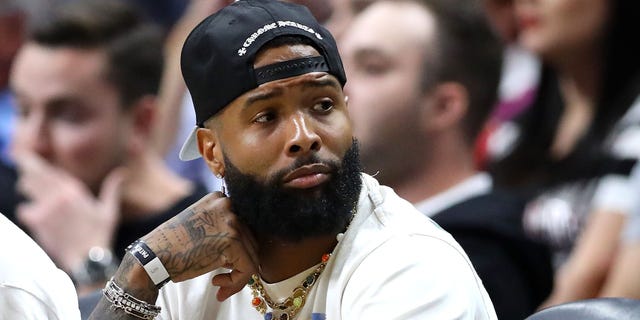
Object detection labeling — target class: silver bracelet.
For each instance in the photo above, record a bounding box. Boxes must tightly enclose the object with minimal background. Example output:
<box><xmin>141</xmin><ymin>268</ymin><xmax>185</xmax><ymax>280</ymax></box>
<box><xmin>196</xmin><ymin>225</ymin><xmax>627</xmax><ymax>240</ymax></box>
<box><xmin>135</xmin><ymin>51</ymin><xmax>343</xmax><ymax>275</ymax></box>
<box><xmin>102</xmin><ymin>278</ymin><xmax>161</xmax><ymax>319</ymax></box>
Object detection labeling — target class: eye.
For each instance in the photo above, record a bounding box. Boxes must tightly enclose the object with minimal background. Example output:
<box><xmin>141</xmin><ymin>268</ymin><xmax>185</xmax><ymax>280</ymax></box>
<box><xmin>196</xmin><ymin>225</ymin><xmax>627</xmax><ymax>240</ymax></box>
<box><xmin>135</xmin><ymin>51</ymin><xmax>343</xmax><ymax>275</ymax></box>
<box><xmin>51</xmin><ymin>104</ymin><xmax>90</xmax><ymax>124</ymax></box>
<box><xmin>362</xmin><ymin>61</ymin><xmax>388</xmax><ymax>75</ymax></box>
<box><xmin>254</xmin><ymin>111</ymin><xmax>276</xmax><ymax>123</ymax></box>
<box><xmin>15</xmin><ymin>105</ymin><xmax>30</xmax><ymax>118</ymax></box>
<box><xmin>357</xmin><ymin>55</ymin><xmax>390</xmax><ymax>76</ymax></box>
<box><xmin>312</xmin><ymin>99</ymin><xmax>334</xmax><ymax>113</ymax></box>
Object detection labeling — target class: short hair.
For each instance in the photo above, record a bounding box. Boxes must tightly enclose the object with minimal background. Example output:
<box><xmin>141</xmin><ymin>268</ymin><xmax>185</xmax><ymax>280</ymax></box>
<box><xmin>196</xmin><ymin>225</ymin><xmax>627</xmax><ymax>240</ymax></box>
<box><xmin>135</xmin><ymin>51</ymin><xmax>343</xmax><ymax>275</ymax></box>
<box><xmin>418</xmin><ymin>0</ymin><xmax>503</xmax><ymax>145</ymax></box>
<box><xmin>29</xmin><ymin>0</ymin><xmax>163</xmax><ymax>108</ymax></box>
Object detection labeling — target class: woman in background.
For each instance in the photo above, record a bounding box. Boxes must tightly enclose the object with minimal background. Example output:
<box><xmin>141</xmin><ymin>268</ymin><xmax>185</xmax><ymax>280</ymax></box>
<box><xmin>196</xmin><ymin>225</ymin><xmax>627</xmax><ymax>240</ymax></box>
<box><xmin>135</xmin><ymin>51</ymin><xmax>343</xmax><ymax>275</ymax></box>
<box><xmin>489</xmin><ymin>0</ymin><xmax>640</xmax><ymax>308</ymax></box>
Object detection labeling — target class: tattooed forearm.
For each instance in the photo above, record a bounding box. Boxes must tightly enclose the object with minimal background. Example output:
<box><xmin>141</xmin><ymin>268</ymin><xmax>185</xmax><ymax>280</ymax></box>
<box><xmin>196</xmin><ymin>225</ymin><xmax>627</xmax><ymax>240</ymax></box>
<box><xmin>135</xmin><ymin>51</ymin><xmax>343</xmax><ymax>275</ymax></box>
<box><xmin>155</xmin><ymin>231</ymin><xmax>234</xmax><ymax>278</ymax></box>
<box><xmin>116</xmin><ymin>254</ymin><xmax>159</xmax><ymax>298</ymax></box>
<box><xmin>185</xmin><ymin>211</ymin><xmax>215</xmax><ymax>240</ymax></box>
<box><xmin>89</xmin><ymin>194</ymin><xmax>246</xmax><ymax>319</ymax></box>
<box><xmin>147</xmin><ymin>204</ymin><xmax>243</xmax><ymax>279</ymax></box>
<box><xmin>88</xmin><ymin>254</ymin><xmax>159</xmax><ymax>320</ymax></box>
<box><xmin>168</xmin><ymin>233</ymin><xmax>232</xmax><ymax>269</ymax></box>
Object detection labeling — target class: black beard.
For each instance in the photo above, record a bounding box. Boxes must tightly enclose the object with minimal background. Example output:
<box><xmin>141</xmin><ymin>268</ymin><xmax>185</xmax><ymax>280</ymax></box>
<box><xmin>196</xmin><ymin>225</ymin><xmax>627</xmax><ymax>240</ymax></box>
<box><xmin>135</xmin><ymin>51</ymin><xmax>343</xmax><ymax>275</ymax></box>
<box><xmin>223</xmin><ymin>139</ymin><xmax>362</xmax><ymax>242</ymax></box>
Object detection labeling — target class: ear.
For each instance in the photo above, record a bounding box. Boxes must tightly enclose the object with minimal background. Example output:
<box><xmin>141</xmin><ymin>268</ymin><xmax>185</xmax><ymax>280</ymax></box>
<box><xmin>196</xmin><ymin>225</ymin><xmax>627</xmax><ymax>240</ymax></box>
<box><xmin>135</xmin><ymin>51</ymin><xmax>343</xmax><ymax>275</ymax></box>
<box><xmin>420</xmin><ymin>82</ymin><xmax>468</xmax><ymax>132</ymax></box>
<box><xmin>126</xmin><ymin>95</ymin><xmax>156</xmax><ymax>155</ymax></box>
<box><xmin>196</xmin><ymin>127</ymin><xmax>225</xmax><ymax>177</ymax></box>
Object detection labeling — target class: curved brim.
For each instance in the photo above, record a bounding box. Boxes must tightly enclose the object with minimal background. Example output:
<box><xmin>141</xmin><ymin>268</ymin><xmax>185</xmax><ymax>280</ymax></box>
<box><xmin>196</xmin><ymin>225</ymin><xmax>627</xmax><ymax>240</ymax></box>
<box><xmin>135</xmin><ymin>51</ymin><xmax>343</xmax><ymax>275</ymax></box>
<box><xmin>178</xmin><ymin>126</ymin><xmax>202</xmax><ymax>161</ymax></box>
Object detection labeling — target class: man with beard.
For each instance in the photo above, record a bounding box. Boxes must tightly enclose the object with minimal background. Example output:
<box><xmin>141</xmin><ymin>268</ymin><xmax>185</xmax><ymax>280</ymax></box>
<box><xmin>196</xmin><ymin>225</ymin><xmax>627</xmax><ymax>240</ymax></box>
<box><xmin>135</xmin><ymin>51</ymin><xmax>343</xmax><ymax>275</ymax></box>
<box><xmin>89</xmin><ymin>1</ymin><xmax>496</xmax><ymax>319</ymax></box>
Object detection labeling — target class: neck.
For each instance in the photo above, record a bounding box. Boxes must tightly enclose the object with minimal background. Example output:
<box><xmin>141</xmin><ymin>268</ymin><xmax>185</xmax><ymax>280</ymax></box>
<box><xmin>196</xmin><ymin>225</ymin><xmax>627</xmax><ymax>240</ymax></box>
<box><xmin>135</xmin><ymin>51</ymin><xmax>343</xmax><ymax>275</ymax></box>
<box><xmin>548</xmin><ymin>49</ymin><xmax>601</xmax><ymax>159</ymax></box>
<box><xmin>552</xmin><ymin>46</ymin><xmax>602</xmax><ymax>109</ymax></box>
<box><xmin>386</xmin><ymin>134</ymin><xmax>477</xmax><ymax>204</ymax></box>
<box><xmin>120</xmin><ymin>153</ymin><xmax>193</xmax><ymax>220</ymax></box>
<box><xmin>257</xmin><ymin>234</ymin><xmax>338</xmax><ymax>283</ymax></box>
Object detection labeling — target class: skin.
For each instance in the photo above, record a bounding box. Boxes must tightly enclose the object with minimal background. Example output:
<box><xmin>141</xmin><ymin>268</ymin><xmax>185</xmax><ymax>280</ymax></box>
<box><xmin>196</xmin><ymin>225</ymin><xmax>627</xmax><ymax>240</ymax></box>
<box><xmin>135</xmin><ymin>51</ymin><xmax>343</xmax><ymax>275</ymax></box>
<box><xmin>10</xmin><ymin>44</ymin><xmax>132</xmax><ymax>276</ymax></box>
<box><xmin>153</xmin><ymin>0</ymin><xmax>335</xmax><ymax>156</ymax></box>
<box><xmin>515</xmin><ymin>0</ymin><xmax>635</xmax><ymax>309</ymax></box>
<box><xmin>601</xmin><ymin>241</ymin><xmax>640</xmax><ymax>299</ymax></box>
<box><xmin>200</xmin><ymin>44</ymin><xmax>353</xmax><ymax>282</ymax></box>
<box><xmin>482</xmin><ymin>0</ymin><xmax>519</xmax><ymax>43</ymax></box>
<box><xmin>323</xmin><ymin>0</ymin><xmax>354</xmax><ymax>41</ymax></box>
<box><xmin>341</xmin><ymin>1</ymin><xmax>432</xmax><ymax>188</ymax></box>
<box><xmin>10</xmin><ymin>42</ymin><xmax>193</xmax><ymax>294</ymax></box>
<box><xmin>514</xmin><ymin>0</ymin><xmax>607</xmax><ymax>160</ymax></box>
<box><xmin>515</xmin><ymin>0</ymin><xmax>609</xmax><ymax>64</ymax></box>
<box><xmin>152</xmin><ymin>0</ymin><xmax>233</xmax><ymax>156</ymax></box>
<box><xmin>89</xmin><ymin>44</ymin><xmax>353</xmax><ymax>319</ymax></box>
<box><xmin>341</xmin><ymin>1</ymin><xmax>475</xmax><ymax>203</ymax></box>
<box><xmin>11</xmin><ymin>44</ymin><xmax>130</xmax><ymax>192</ymax></box>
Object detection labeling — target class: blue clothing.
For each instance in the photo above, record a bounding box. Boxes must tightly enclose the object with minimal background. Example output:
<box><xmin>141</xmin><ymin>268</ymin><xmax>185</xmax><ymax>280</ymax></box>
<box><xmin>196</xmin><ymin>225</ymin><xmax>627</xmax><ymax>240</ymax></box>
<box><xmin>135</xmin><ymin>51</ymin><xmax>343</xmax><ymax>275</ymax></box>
<box><xmin>0</xmin><ymin>89</ymin><xmax>16</xmax><ymax>165</ymax></box>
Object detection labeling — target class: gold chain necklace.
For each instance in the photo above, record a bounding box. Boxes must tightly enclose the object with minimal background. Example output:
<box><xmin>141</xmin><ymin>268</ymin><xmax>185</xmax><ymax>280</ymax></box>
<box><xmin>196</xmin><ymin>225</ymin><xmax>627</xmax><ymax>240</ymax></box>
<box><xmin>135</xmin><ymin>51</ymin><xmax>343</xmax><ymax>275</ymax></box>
<box><xmin>247</xmin><ymin>207</ymin><xmax>357</xmax><ymax>319</ymax></box>
<box><xmin>248</xmin><ymin>253</ymin><xmax>331</xmax><ymax>319</ymax></box>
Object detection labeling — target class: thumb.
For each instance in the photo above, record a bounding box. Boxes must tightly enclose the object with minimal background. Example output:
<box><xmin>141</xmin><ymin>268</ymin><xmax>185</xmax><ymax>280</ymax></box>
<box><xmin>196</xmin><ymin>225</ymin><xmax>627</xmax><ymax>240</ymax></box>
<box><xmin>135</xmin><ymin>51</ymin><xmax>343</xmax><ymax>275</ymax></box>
<box><xmin>98</xmin><ymin>167</ymin><xmax>128</xmax><ymax>215</ymax></box>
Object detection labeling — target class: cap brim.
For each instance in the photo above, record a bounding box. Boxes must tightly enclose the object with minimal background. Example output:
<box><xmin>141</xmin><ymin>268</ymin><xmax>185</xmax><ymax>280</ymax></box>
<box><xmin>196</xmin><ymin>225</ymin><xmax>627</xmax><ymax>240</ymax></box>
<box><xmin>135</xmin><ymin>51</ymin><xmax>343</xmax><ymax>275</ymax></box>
<box><xmin>178</xmin><ymin>126</ymin><xmax>202</xmax><ymax>161</ymax></box>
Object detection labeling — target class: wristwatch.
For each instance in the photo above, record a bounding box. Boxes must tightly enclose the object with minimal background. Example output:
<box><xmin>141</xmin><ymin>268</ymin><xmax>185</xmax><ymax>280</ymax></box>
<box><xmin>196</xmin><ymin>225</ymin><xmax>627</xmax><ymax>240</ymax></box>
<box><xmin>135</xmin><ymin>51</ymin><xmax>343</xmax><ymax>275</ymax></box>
<box><xmin>71</xmin><ymin>247</ymin><xmax>120</xmax><ymax>286</ymax></box>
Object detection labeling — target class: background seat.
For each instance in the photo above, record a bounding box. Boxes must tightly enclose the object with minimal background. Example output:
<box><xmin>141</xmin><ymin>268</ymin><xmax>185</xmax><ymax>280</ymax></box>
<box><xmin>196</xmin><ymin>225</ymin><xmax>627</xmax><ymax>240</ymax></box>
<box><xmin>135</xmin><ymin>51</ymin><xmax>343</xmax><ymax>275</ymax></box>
<box><xmin>525</xmin><ymin>298</ymin><xmax>640</xmax><ymax>320</ymax></box>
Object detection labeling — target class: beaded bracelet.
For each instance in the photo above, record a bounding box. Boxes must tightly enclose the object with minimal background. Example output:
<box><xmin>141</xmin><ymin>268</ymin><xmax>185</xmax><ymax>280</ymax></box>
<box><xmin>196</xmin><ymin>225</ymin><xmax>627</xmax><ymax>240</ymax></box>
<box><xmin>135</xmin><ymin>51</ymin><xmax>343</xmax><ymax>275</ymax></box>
<box><xmin>102</xmin><ymin>278</ymin><xmax>161</xmax><ymax>320</ymax></box>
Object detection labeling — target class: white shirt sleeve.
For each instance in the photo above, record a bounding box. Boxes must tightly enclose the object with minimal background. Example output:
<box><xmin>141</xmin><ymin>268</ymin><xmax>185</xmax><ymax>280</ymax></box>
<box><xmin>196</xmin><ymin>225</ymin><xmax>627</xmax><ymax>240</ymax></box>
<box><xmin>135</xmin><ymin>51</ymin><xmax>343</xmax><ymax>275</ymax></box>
<box><xmin>592</xmin><ymin>126</ymin><xmax>640</xmax><ymax>214</ymax></box>
<box><xmin>0</xmin><ymin>215</ymin><xmax>81</xmax><ymax>320</ymax></box>
<box><xmin>591</xmin><ymin>175</ymin><xmax>637</xmax><ymax>215</ymax></box>
<box><xmin>0</xmin><ymin>279</ymin><xmax>77</xmax><ymax>320</ymax></box>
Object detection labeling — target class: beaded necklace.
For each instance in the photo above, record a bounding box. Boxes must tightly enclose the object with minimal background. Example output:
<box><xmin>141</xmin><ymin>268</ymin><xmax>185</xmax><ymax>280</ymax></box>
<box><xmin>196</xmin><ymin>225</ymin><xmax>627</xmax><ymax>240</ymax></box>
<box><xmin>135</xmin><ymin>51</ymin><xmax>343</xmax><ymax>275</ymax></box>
<box><xmin>248</xmin><ymin>253</ymin><xmax>331</xmax><ymax>319</ymax></box>
<box><xmin>247</xmin><ymin>207</ymin><xmax>357</xmax><ymax>319</ymax></box>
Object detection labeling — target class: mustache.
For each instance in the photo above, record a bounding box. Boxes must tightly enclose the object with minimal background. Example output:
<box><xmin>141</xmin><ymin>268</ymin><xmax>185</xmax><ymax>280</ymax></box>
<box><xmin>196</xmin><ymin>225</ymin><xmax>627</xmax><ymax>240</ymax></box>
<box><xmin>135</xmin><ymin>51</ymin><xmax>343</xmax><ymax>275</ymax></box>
<box><xmin>269</xmin><ymin>155</ymin><xmax>340</xmax><ymax>185</ymax></box>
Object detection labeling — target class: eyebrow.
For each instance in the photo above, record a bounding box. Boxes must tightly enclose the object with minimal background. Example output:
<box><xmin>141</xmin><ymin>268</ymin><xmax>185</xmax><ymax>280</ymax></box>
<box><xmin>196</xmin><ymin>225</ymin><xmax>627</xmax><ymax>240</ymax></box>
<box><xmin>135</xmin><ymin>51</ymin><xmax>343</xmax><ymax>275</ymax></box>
<box><xmin>11</xmin><ymin>88</ymin><xmax>84</xmax><ymax>112</ymax></box>
<box><xmin>243</xmin><ymin>76</ymin><xmax>341</xmax><ymax>108</ymax></box>
<box><xmin>300</xmin><ymin>77</ymin><xmax>342</xmax><ymax>92</ymax></box>
<box><xmin>244</xmin><ymin>87</ymin><xmax>284</xmax><ymax>106</ymax></box>
<box><xmin>353</xmin><ymin>47</ymin><xmax>389</xmax><ymax>61</ymax></box>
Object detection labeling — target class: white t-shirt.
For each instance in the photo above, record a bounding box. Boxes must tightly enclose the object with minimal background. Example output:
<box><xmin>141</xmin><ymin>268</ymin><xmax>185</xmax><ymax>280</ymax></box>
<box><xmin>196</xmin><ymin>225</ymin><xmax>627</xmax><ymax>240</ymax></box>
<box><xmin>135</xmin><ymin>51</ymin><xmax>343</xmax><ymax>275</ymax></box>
<box><xmin>156</xmin><ymin>174</ymin><xmax>497</xmax><ymax>319</ymax></box>
<box><xmin>0</xmin><ymin>214</ymin><xmax>81</xmax><ymax>320</ymax></box>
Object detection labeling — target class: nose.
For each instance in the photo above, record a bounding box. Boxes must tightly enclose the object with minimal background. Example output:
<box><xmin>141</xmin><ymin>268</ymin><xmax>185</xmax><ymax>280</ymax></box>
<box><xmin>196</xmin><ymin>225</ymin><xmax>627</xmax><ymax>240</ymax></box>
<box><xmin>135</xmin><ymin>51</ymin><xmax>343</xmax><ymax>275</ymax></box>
<box><xmin>284</xmin><ymin>112</ymin><xmax>321</xmax><ymax>157</ymax></box>
<box><xmin>14</xmin><ymin>111</ymin><xmax>52</xmax><ymax>159</ymax></box>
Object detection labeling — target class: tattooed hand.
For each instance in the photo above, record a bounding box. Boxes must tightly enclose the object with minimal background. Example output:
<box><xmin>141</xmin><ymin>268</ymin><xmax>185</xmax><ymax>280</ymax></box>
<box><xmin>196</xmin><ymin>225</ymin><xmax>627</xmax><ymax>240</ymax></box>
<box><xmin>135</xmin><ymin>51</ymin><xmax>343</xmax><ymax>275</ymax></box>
<box><xmin>143</xmin><ymin>191</ymin><xmax>259</xmax><ymax>300</ymax></box>
<box><xmin>89</xmin><ymin>192</ymin><xmax>258</xmax><ymax>320</ymax></box>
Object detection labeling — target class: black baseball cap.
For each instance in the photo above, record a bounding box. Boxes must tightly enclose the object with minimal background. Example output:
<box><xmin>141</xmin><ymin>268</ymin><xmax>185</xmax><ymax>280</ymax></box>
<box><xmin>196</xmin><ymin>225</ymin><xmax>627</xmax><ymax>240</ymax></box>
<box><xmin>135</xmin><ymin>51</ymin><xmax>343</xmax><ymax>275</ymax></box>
<box><xmin>179</xmin><ymin>0</ymin><xmax>346</xmax><ymax>161</ymax></box>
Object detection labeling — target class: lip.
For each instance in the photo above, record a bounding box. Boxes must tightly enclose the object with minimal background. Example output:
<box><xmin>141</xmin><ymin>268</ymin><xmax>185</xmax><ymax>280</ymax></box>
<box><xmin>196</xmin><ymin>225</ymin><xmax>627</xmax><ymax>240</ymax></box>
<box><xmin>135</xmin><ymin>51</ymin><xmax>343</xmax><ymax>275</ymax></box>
<box><xmin>517</xmin><ymin>13</ymin><xmax>540</xmax><ymax>30</ymax></box>
<box><xmin>282</xmin><ymin>163</ymin><xmax>332</xmax><ymax>189</ymax></box>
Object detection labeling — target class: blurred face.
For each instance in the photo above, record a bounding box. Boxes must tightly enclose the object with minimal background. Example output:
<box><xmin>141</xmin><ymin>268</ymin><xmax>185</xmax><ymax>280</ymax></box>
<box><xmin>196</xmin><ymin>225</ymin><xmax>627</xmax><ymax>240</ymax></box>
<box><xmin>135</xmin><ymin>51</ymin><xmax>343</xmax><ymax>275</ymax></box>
<box><xmin>201</xmin><ymin>44</ymin><xmax>361</xmax><ymax>241</ymax></box>
<box><xmin>515</xmin><ymin>0</ymin><xmax>609</xmax><ymax>60</ymax></box>
<box><xmin>341</xmin><ymin>1</ymin><xmax>435</xmax><ymax>181</ymax></box>
<box><xmin>10</xmin><ymin>43</ymin><xmax>131</xmax><ymax>192</ymax></box>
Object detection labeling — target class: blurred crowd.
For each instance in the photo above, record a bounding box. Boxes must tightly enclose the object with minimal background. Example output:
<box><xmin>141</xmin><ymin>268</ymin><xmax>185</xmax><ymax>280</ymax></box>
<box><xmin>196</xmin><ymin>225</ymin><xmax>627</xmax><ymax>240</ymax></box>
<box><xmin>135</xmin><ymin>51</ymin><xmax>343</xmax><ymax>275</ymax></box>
<box><xmin>1</xmin><ymin>0</ymin><xmax>639</xmax><ymax>319</ymax></box>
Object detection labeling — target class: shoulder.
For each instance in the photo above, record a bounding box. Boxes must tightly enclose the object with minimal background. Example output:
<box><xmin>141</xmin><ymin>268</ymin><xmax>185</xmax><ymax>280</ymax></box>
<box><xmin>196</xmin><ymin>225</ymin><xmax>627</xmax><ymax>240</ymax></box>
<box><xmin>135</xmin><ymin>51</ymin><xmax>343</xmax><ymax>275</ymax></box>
<box><xmin>433</xmin><ymin>191</ymin><xmax>528</xmax><ymax>236</ymax></box>
<box><xmin>339</xmin><ymin>232</ymin><xmax>496</xmax><ymax>319</ymax></box>
<box><xmin>0</xmin><ymin>215</ymin><xmax>80</xmax><ymax>319</ymax></box>
<box><xmin>346</xmin><ymin>177</ymin><xmax>494</xmax><ymax>309</ymax></box>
